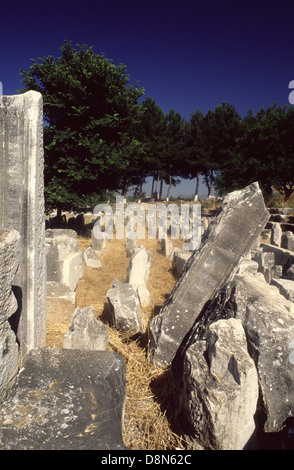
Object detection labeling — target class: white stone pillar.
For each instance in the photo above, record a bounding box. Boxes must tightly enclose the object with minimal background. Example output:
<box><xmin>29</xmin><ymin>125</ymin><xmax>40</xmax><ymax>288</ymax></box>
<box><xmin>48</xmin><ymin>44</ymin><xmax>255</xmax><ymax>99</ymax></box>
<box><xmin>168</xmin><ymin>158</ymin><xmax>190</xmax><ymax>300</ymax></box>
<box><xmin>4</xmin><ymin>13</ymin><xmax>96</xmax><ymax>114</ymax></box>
<box><xmin>0</xmin><ymin>91</ymin><xmax>46</xmax><ymax>354</ymax></box>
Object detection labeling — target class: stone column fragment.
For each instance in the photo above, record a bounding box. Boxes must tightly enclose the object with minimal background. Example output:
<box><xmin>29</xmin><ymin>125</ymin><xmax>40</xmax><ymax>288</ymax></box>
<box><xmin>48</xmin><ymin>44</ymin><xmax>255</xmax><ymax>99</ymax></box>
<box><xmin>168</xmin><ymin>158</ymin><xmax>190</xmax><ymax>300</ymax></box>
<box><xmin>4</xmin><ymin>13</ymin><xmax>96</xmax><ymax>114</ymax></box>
<box><xmin>0</xmin><ymin>91</ymin><xmax>46</xmax><ymax>353</ymax></box>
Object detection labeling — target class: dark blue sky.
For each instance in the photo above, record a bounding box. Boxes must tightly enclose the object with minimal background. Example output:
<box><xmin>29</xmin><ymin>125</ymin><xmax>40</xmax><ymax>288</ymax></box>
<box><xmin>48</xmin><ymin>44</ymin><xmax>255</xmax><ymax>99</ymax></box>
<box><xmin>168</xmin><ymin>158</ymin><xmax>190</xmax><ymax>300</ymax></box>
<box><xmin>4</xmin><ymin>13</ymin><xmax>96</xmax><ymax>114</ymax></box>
<box><xmin>1</xmin><ymin>0</ymin><xmax>293</xmax><ymax>197</ymax></box>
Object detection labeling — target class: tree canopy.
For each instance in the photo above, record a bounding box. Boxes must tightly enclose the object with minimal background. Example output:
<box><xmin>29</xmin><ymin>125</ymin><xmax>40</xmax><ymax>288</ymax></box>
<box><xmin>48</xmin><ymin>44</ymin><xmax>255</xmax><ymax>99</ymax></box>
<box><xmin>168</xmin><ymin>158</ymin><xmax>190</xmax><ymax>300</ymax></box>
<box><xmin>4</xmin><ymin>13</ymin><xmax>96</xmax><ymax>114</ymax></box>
<box><xmin>20</xmin><ymin>41</ymin><xmax>294</xmax><ymax>208</ymax></box>
<box><xmin>20</xmin><ymin>41</ymin><xmax>145</xmax><ymax>211</ymax></box>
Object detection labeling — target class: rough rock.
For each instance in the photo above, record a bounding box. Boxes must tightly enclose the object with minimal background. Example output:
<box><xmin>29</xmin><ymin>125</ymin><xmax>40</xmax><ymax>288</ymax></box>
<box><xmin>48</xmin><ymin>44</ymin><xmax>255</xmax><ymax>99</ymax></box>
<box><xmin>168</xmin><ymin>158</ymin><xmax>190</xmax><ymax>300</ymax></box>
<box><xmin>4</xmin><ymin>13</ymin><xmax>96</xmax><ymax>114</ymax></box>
<box><xmin>173</xmin><ymin>271</ymin><xmax>294</xmax><ymax>448</ymax></box>
<box><xmin>161</xmin><ymin>237</ymin><xmax>174</xmax><ymax>258</ymax></box>
<box><xmin>271</xmin><ymin>278</ymin><xmax>294</xmax><ymax>302</ymax></box>
<box><xmin>83</xmin><ymin>247</ymin><xmax>102</xmax><ymax>269</ymax></box>
<box><xmin>261</xmin><ymin>243</ymin><xmax>294</xmax><ymax>274</ymax></box>
<box><xmin>237</xmin><ymin>273</ymin><xmax>294</xmax><ymax>433</ymax></box>
<box><xmin>236</xmin><ymin>258</ymin><xmax>259</xmax><ymax>276</ymax></box>
<box><xmin>149</xmin><ymin>183</ymin><xmax>269</xmax><ymax>368</ymax></box>
<box><xmin>107</xmin><ymin>279</ymin><xmax>143</xmax><ymax>336</ymax></box>
<box><xmin>252</xmin><ymin>251</ymin><xmax>275</xmax><ymax>283</ymax></box>
<box><xmin>284</xmin><ymin>264</ymin><xmax>294</xmax><ymax>280</ymax></box>
<box><xmin>0</xmin><ymin>230</ymin><xmax>20</xmax><ymax>402</ymax></box>
<box><xmin>63</xmin><ymin>307</ymin><xmax>108</xmax><ymax>350</ymax></box>
<box><xmin>45</xmin><ymin>229</ymin><xmax>83</xmax><ymax>291</ymax></box>
<box><xmin>173</xmin><ymin>249</ymin><xmax>192</xmax><ymax>277</ymax></box>
<box><xmin>271</xmin><ymin>222</ymin><xmax>282</xmax><ymax>247</ymax></box>
<box><xmin>128</xmin><ymin>246</ymin><xmax>151</xmax><ymax>307</ymax></box>
<box><xmin>175</xmin><ymin>318</ymin><xmax>259</xmax><ymax>450</ymax></box>
<box><xmin>0</xmin><ymin>348</ymin><xmax>127</xmax><ymax>450</ymax></box>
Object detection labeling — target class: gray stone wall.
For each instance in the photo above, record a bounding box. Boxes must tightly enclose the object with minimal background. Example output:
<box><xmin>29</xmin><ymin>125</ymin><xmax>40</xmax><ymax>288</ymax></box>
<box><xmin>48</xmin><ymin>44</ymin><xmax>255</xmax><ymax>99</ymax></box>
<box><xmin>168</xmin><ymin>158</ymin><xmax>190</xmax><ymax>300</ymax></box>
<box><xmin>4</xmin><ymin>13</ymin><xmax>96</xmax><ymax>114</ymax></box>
<box><xmin>0</xmin><ymin>91</ymin><xmax>46</xmax><ymax>354</ymax></box>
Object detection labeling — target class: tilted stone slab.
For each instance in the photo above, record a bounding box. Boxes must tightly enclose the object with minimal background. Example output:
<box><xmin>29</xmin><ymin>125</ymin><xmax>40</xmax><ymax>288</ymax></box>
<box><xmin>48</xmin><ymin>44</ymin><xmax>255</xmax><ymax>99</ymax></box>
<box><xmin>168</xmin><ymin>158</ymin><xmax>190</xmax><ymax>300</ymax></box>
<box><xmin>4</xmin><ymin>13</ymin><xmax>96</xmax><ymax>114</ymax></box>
<box><xmin>149</xmin><ymin>183</ymin><xmax>269</xmax><ymax>368</ymax></box>
<box><xmin>0</xmin><ymin>348</ymin><xmax>127</xmax><ymax>450</ymax></box>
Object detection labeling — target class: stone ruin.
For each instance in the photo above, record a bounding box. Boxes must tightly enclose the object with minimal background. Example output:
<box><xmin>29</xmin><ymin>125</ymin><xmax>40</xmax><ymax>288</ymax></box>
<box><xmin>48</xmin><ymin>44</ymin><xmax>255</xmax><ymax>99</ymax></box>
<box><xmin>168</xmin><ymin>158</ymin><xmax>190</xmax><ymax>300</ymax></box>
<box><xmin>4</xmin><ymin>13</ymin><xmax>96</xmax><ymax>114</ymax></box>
<box><xmin>0</xmin><ymin>92</ymin><xmax>126</xmax><ymax>450</ymax></box>
<box><xmin>0</xmin><ymin>91</ymin><xmax>294</xmax><ymax>450</ymax></box>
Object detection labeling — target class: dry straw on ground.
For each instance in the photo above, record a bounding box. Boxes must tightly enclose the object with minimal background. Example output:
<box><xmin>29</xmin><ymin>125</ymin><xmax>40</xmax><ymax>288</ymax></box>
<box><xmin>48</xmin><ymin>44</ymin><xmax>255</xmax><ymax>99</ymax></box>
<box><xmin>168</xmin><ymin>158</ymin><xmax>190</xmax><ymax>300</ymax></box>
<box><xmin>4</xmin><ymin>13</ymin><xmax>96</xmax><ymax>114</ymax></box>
<box><xmin>46</xmin><ymin>233</ymin><xmax>187</xmax><ymax>450</ymax></box>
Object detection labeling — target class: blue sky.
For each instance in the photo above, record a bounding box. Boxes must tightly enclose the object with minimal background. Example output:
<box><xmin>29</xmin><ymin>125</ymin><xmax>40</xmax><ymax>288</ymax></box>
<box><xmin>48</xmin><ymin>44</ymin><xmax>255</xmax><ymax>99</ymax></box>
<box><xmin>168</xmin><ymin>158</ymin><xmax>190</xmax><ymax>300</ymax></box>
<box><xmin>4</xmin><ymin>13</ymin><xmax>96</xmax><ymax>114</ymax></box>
<box><xmin>1</xmin><ymin>0</ymin><xmax>293</xmax><ymax>198</ymax></box>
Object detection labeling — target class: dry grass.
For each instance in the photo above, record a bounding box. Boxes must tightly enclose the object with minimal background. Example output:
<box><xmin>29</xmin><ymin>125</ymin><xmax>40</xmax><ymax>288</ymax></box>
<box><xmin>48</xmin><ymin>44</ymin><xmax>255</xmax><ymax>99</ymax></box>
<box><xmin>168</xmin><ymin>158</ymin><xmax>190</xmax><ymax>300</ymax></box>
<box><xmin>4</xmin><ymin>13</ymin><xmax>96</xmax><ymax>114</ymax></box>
<box><xmin>46</xmin><ymin>234</ymin><xmax>187</xmax><ymax>450</ymax></box>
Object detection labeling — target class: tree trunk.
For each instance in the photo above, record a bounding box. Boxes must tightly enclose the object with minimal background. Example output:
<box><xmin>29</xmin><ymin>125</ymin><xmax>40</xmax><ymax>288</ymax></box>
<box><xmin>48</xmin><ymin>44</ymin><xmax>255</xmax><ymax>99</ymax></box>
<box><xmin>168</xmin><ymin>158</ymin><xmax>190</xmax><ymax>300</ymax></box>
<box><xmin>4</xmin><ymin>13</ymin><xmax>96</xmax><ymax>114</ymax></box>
<box><xmin>151</xmin><ymin>175</ymin><xmax>155</xmax><ymax>199</ymax></box>
<box><xmin>166</xmin><ymin>174</ymin><xmax>172</xmax><ymax>202</ymax></box>
<box><xmin>159</xmin><ymin>179</ymin><xmax>163</xmax><ymax>201</ymax></box>
<box><xmin>208</xmin><ymin>169</ymin><xmax>214</xmax><ymax>198</ymax></box>
<box><xmin>154</xmin><ymin>173</ymin><xmax>160</xmax><ymax>200</ymax></box>
<box><xmin>194</xmin><ymin>170</ymin><xmax>200</xmax><ymax>201</ymax></box>
<box><xmin>122</xmin><ymin>171</ymin><xmax>127</xmax><ymax>203</ymax></box>
<box><xmin>138</xmin><ymin>175</ymin><xmax>145</xmax><ymax>203</ymax></box>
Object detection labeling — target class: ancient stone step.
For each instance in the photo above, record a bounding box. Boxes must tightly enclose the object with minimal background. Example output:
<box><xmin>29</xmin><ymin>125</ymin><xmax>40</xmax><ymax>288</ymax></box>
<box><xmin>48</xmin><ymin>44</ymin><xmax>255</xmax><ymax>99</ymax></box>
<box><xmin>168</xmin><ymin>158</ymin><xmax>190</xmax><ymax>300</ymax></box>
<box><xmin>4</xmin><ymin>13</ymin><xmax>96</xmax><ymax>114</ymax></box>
<box><xmin>0</xmin><ymin>348</ymin><xmax>127</xmax><ymax>450</ymax></box>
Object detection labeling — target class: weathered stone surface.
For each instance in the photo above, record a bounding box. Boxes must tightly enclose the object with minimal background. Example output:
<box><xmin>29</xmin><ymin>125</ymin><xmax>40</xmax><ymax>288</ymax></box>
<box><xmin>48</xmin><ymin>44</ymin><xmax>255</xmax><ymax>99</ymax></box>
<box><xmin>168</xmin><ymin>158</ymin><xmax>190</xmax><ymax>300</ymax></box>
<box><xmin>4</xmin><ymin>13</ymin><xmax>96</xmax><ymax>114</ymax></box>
<box><xmin>253</xmin><ymin>251</ymin><xmax>275</xmax><ymax>283</ymax></box>
<box><xmin>60</xmin><ymin>251</ymin><xmax>84</xmax><ymax>291</ymax></box>
<box><xmin>175</xmin><ymin>318</ymin><xmax>259</xmax><ymax>450</ymax></box>
<box><xmin>237</xmin><ymin>274</ymin><xmax>294</xmax><ymax>433</ymax></box>
<box><xmin>261</xmin><ymin>243</ymin><xmax>294</xmax><ymax>273</ymax></box>
<box><xmin>173</xmin><ymin>250</ymin><xmax>192</xmax><ymax>277</ymax></box>
<box><xmin>281</xmin><ymin>231</ymin><xmax>294</xmax><ymax>251</ymax></box>
<box><xmin>161</xmin><ymin>236</ymin><xmax>174</xmax><ymax>258</ymax></box>
<box><xmin>0</xmin><ymin>230</ymin><xmax>20</xmax><ymax>401</ymax></box>
<box><xmin>236</xmin><ymin>258</ymin><xmax>259</xmax><ymax>276</ymax></box>
<box><xmin>46</xmin><ymin>281</ymin><xmax>76</xmax><ymax>324</ymax></box>
<box><xmin>63</xmin><ymin>307</ymin><xmax>108</xmax><ymax>350</ymax></box>
<box><xmin>284</xmin><ymin>264</ymin><xmax>294</xmax><ymax>280</ymax></box>
<box><xmin>128</xmin><ymin>246</ymin><xmax>151</xmax><ymax>307</ymax></box>
<box><xmin>83</xmin><ymin>247</ymin><xmax>102</xmax><ymax>269</ymax></box>
<box><xmin>149</xmin><ymin>183</ymin><xmax>269</xmax><ymax>368</ymax></box>
<box><xmin>45</xmin><ymin>229</ymin><xmax>79</xmax><ymax>262</ymax></box>
<box><xmin>271</xmin><ymin>222</ymin><xmax>282</xmax><ymax>247</ymax></box>
<box><xmin>0</xmin><ymin>91</ymin><xmax>46</xmax><ymax>353</ymax></box>
<box><xmin>107</xmin><ymin>279</ymin><xmax>143</xmax><ymax>336</ymax></box>
<box><xmin>45</xmin><ymin>229</ymin><xmax>83</xmax><ymax>290</ymax></box>
<box><xmin>0</xmin><ymin>230</ymin><xmax>20</xmax><ymax>322</ymax></box>
<box><xmin>0</xmin><ymin>348</ymin><xmax>127</xmax><ymax>450</ymax></box>
<box><xmin>271</xmin><ymin>278</ymin><xmax>294</xmax><ymax>302</ymax></box>
<box><xmin>173</xmin><ymin>271</ymin><xmax>294</xmax><ymax>448</ymax></box>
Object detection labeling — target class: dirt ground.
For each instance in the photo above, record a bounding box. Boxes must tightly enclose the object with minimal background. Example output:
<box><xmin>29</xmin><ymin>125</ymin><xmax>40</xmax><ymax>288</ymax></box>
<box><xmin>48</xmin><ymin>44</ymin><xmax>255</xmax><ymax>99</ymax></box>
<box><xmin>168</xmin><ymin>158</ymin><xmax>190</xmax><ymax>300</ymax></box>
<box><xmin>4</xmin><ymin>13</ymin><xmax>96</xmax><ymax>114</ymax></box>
<box><xmin>46</xmin><ymin>235</ymin><xmax>187</xmax><ymax>450</ymax></box>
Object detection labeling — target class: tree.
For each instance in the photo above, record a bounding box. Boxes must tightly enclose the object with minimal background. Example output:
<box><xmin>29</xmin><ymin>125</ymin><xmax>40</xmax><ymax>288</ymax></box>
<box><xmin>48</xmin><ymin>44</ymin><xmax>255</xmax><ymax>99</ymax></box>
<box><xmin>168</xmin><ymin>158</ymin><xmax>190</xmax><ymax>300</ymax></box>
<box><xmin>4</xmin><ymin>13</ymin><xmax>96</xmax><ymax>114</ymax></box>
<box><xmin>203</xmin><ymin>103</ymin><xmax>243</xmax><ymax>197</ymax></box>
<box><xmin>163</xmin><ymin>109</ymin><xmax>185</xmax><ymax>201</ymax></box>
<box><xmin>19</xmin><ymin>41</ymin><xmax>145</xmax><ymax>212</ymax></box>
<box><xmin>183</xmin><ymin>109</ymin><xmax>206</xmax><ymax>201</ymax></box>
<box><xmin>216</xmin><ymin>104</ymin><xmax>294</xmax><ymax>200</ymax></box>
<box><xmin>140</xmin><ymin>97</ymin><xmax>167</xmax><ymax>199</ymax></box>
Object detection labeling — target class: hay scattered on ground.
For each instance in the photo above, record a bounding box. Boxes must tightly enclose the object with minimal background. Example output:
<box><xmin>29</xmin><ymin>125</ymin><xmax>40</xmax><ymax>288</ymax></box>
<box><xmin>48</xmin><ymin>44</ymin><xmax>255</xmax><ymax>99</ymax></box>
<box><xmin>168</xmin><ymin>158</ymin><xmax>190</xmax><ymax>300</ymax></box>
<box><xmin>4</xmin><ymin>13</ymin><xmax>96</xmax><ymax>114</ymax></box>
<box><xmin>46</xmin><ymin>234</ymin><xmax>187</xmax><ymax>450</ymax></box>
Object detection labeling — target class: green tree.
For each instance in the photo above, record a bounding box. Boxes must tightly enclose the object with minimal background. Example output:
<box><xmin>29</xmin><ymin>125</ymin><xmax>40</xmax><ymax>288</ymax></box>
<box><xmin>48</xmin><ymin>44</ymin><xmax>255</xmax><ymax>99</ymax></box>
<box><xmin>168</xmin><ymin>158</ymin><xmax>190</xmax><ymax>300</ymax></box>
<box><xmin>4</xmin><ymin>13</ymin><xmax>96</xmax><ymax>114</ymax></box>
<box><xmin>204</xmin><ymin>103</ymin><xmax>243</xmax><ymax>197</ymax></box>
<box><xmin>20</xmin><ymin>41</ymin><xmax>145</xmax><ymax>212</ymax></box>
<box><xmin>216</xmin><ymin>104</ymin><xmax>294</xmax><ymax>200</ymax></box>
<box><xmin>140</xmin><ymin>97</ymin><xmax>167</xmax><ymax>199</ymax></box>
<box><xmin>183</xmin><ymin>109</ymin><xmax>206</xmax><ymax>201</ymax></box>
<box><xmin>164</xmin><ymin>109</ymin><xmax>186</xmax><ymax>201</ymax></box>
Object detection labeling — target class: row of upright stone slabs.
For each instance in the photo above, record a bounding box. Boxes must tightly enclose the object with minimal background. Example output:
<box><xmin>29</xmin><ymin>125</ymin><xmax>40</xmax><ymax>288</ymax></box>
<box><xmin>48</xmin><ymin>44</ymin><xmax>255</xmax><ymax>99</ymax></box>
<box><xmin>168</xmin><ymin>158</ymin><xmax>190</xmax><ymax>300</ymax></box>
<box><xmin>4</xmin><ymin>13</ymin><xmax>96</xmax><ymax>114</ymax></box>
<box><xmin>149</xmin><ymin>182</ymin><xmax>270</xmax><ymax>369</ymax></box>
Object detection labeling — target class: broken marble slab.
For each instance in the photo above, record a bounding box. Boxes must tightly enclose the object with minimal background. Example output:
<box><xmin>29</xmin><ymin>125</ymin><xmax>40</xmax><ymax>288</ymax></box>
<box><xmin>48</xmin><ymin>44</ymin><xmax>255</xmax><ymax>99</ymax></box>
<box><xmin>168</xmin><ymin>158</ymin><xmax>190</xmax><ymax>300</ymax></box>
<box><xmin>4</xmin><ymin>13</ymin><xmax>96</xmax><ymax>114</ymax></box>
<box><xmin>149</xmin><ymin>182</ymin><xmax>269</xmax><ymax>368</ymax></box>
